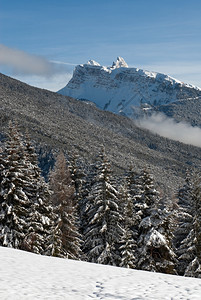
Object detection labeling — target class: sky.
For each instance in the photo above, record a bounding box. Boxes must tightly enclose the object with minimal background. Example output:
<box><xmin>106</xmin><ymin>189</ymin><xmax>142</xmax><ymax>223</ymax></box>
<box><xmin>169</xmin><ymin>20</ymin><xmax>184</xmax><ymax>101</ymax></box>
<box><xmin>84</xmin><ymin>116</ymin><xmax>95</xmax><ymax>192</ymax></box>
<box><xmin>1</xmin><ymin>0</ymin><xmax>201</xmax><ymax>91</ymax></box>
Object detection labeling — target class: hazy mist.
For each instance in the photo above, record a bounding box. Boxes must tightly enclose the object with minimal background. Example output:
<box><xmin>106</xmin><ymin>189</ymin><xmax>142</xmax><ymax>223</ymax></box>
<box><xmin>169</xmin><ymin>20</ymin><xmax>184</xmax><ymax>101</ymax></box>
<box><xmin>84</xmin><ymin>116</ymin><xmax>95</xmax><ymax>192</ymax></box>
<box><xmin>137</xmin><ymin>113</ymin><xmax>201</xmax><ymax>148</ymax></box>
<box><xmin>0</xmin><ymin>44</ymin><xmax>66</xmax><ymax>77</ymax></box>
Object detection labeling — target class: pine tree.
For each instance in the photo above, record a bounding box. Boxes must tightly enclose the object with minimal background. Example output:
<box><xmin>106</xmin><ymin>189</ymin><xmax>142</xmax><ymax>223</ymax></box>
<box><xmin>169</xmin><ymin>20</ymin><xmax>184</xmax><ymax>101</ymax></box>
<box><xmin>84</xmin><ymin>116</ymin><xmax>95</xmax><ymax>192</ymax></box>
<box><xmin>176</xmin><ymin>171</ymin><xmax>194</xmax><ymax>245</ymax></box>
<box><xmin>75</xmin><ymin>161</ymin><xmax>97</xmax><ymax>261</ymax></box>
<box><xmin>125</xmin><ymin>165</ymin><xmax>143</xmax><ymax>244</ymax></box>
<box><xmin>193</xmin><ymin>173</ymin><xmax>201</xmax><ymax>276</ymax></box>
<box><xmin>21</xmin><ymin>132</ymin><xmax>56</xmax><ymax>256</ymax></box>
<box><xmin>84</xmin><ymin>147</ymin><xmax>123</xmax><ymax>265</ymax></box>
<box><xmin>0</xmin><ymin>124</ymin><xmax>56</xmax><ymax>255</ymax></box>
<box><xmin>136</xmin><ymin>168</ymin><xmax>176</xmax><ymax>274</ymax></box>
<box><xmin>69</xmin><ymin>151</ymin><xmax>83</xmax><ymax>204</ymax></box>
<box><xmin>0</xmin><ymin>123</ymin><xmax>32</xmax><ymax>249</ymax></box>
<box><xmin>49</xmin><ymin>151</ymin><xmax>81</xmax><ymax>259</ymax></box>
<box><xmin>175</xmin><ymin>170</ymin><xmax>194</xmax><ymax>275</ymax></box>
<box><xmin>119</xmin><ymin>185</ymin><xmax>136</xmax><ymax>268</ymax></box>
<box><xmin>127</xmin><ymin>165</ymin><xmax>140</xmax><ymax>198</ymax></box>
<box><xmin>68</xmin><ymin>151</ymin><xmax>88</xmax><ymax>238</ymax></box>
<box><xmin>177</xmin><ymin>172</ymin><xmax>201</xmax><ymax>278</ymax></box>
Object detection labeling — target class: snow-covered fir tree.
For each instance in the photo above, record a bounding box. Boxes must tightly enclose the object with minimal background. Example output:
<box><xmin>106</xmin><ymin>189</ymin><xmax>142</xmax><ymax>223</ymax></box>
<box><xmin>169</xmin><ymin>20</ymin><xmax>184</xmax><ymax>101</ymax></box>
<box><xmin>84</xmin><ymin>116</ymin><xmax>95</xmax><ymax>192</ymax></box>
<box><xmin>119</xmin><ymin>185</ymin><xmax>136</xmax><ymax>269</ymax></box>
<box><xmin>21</xmin><ymin>132</ymin><xmax>56</xmax><ymax>256</ymax></box>
<box><xmin>125</xmin><ymin>165</ymin><xmax>143</xmax><ymax>241</ymax></box>
<box><xmin>84</xmin><ymin>146</ymin><xmax>123</xmax><ymax>265</ymax></box>
<box><xmin>0</xmin><ymin>123</ymin><xmax>32</xmax><ymax>249</ymax></box>
<box><xmin>77</xmin><ymin>163</ymin><xmax>97</xmax><ymax>247</ymax></box>
<box><xmin>136</xmin><ymin>168</ymin><xmax>176</xmax><ymax>274</ymax></box>
<box><xmin>191</xmin><ymin>173</ymin><xmax>201</xmax><ymax>277</ymax></box>
<box><xmin>176</xmin><ymin>171</ymin><xmax>194</xmax><ymax>245</ymax></box>
<box><xmin>49</xmin><ymin>151</ymin><xmax>81</xmax><ymax>259</ymax></box>
<box><xmin>177</xmin><ymin>172</ymin><xmax>201</xmax><ymax>278</ymax></box>
<box><xmin>68</xmin><ymin>151</ymin><xmax>88</xmax><ymax>237</ymax></box>
<box><xmin>69</xmin><ymin>151</ymin><xmax>83</xmax><ymax>204</ymax></box>
<box><xmin>127</xmin><ymin>166</ymin><xmax>146</xmax><ymax>231</ymax></box>
<box><xmin>127</xmin><ymin>165</ymin><xmax>140</xmax><ymax>198</ymax></box>
<box><xmin>0</xmin><ymin>123</ymin><xmax>56</xmax><ymax>255</ymax></box>
<box><xmin>175</xmin><ymin>170</ymin><xmax>194</xmax><ymax>275</ymax></box>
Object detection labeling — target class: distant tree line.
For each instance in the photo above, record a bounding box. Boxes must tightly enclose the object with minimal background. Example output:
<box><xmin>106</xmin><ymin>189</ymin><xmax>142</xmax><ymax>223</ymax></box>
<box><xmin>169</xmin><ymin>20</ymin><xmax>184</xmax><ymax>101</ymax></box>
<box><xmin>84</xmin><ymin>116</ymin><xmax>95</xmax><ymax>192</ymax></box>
<box><xmin>0</xmin><ymin>122</ymin><xmax>201</xmax><ymax>278</ymax></box>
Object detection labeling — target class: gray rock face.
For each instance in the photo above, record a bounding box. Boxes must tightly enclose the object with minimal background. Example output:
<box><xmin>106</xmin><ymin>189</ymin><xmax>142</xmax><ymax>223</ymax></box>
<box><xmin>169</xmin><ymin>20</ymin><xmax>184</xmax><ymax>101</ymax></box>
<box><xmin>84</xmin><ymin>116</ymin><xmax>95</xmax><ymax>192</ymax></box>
<box><xmin>58</xmin><ymin>58</ymin><xmax>201</xmax><ymax>117</ymax></box>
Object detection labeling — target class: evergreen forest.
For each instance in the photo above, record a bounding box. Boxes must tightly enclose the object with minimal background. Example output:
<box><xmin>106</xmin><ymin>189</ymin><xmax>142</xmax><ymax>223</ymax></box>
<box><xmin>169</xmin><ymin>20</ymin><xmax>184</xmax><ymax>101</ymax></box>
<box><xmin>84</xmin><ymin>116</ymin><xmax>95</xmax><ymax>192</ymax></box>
<box><xmin>0</xmin><ymin>122</ymin><xmax>201</xmax><ymax>278</ymax></box>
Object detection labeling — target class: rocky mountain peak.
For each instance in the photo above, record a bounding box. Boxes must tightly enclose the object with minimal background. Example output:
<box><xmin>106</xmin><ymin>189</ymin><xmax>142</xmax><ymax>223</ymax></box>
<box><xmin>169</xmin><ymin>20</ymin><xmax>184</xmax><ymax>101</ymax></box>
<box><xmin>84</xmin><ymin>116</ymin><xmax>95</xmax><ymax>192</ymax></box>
<box><xmin>87</xmin><ymin>60</ymin><xmax>100</xmax><ymax>66</ymax></box>
<box><xmin>111</xmin><ymin>57</ymin><xmax>128</xmax><ymax>69</ymax></box>
<box><xmin>58</xmin><ymin>59</ymin><xmax>201</xmax><ymax>117</ymax></box>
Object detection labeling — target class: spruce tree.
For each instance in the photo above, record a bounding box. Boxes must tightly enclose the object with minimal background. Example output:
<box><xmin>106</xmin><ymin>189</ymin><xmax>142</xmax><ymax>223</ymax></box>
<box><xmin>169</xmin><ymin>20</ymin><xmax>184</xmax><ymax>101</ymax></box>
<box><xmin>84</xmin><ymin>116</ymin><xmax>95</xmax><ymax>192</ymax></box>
<box><xmin>21</xmin><ymin>132</ymin><xmax>56</xmax><ymax>255</ymax></box>
<box><xmin>127</xmin><ymin>165</ymin><xmax>140</xmax><ymax>199</ymax></box>
<box><xmin>69</xmin><ymin>151</ymin><xmax>83</xmax><ymax>204</ymax></box>
<box><xmin>84</xmin><ymin>147</ymin><xmax>123</xmax><ymax>265</ymax></box>
<box><xmin>119</xmin><ymin>185</ymin><xmax>136</xmax><ymax>268</ymax></box>
<box><xmin>78</xmin><ymin>164</ymin><xmax>97</xmax><ymax>253</ymax></box>
<box><xmin>136</xmin><ymin>168</ymin><xmax>176</xmax><ymax>274</ymax></box>
<box><xmin>177</xmin><ymin>172</ymin><xmax>201</xmax><ymax>278</ymax></box>
<box><xmin>125</xmin><ymin>165</ymin><xmax>143</xmax><ymax>243</ymax></box>
<box><xmin>68</xmin><ymin>151</ymin><xmax>88</xmax><ymax>238</ymax></box>
<box><xmin>0</xmin><ymin>123</ymin><xmax>32</xmax><ymax>249</ymax></box>
<box><xmin>175</xmin><ymin>171</ymin><xmax>194</xmax><ymax>275</ymax></box>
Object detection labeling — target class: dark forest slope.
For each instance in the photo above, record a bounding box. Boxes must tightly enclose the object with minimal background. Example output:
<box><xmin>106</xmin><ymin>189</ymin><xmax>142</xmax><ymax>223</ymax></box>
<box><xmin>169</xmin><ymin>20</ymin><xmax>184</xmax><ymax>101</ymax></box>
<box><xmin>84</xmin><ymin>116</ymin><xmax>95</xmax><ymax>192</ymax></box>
<box><xmin>1</xmin><ymin>73</ymin><xmax>201</xmax><ymax>193</ymax></box>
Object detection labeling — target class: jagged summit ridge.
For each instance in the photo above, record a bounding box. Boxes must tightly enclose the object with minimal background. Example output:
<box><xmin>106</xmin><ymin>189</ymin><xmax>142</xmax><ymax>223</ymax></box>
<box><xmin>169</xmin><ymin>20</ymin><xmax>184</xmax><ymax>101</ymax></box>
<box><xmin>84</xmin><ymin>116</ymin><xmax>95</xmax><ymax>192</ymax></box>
<box><xmin>58</xmin><ymin>58</ymin><xmax>201</xmax><ymax>117</ymax></box>
<box><xmin>112</xmin><ymin>57</ymin><xmax>128</xmax><ymax>69</ymax></box>
<box><xmin>86</xmin><ymin>57</ymin><xmax>128</xmax><ymax>70</ymax></box>
<box><xmin>87</xmin><ymin>60</ymin><xmax>100</xmax><ymax>66</ymax></box>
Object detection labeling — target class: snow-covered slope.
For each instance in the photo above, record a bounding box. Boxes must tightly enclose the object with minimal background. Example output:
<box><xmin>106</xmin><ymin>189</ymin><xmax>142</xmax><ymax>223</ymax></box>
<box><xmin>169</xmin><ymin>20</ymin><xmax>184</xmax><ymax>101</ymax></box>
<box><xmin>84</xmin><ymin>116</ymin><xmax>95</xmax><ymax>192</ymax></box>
<box><xmin>58</xmin><ymin>57</ymin><xmax>201</xmax><ymax>117</ymax></box>
<box><xmin>1</xmin><ymin>247</ymin><xmax>201</xmax><ymax>300</ymax></box>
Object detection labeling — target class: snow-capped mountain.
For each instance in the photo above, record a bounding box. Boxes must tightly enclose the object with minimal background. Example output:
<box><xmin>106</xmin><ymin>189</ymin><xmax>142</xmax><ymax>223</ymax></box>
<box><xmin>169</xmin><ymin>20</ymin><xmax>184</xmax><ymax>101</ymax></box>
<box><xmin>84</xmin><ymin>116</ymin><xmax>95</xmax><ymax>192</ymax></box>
<box><xmin>58</xmin><ymin>57</ymin><xmax>201</xmax><ymax>117</ymax></box>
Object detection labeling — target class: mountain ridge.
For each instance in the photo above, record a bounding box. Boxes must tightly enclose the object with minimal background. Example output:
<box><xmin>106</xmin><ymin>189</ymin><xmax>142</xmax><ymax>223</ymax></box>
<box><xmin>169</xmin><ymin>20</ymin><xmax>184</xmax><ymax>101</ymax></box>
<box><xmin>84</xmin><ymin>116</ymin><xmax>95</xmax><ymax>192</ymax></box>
<box><xmin>58</xmin><ymin>57</ymin><xmax>201</xmax><ymax>117</ymax></box>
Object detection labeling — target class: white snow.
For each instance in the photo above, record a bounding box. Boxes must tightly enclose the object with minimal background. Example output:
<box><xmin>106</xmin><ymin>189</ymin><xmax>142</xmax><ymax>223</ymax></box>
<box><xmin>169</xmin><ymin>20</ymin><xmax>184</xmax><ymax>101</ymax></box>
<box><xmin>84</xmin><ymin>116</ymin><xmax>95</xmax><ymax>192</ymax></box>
<box><xmin>1</xmin><ymin>246</ymin><xmax>201</xmax><ymax>299</ymax></box>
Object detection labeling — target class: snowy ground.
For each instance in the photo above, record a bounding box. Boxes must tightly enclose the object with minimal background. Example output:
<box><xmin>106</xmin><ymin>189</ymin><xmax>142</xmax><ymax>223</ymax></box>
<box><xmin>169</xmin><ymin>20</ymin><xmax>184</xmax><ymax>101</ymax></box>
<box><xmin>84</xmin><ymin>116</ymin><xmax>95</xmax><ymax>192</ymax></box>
<box><xmin>1</xmin><ymin>247</ymin><xmax>201</xmax><ymax>299</ymax></box>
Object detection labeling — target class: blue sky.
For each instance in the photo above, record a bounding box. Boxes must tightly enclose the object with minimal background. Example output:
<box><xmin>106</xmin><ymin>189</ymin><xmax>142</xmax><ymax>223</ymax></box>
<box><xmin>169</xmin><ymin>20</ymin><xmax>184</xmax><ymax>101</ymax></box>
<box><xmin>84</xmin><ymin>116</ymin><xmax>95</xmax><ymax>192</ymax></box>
<box><xmin>1</xmin><ymin>0</ymin><xmax>201</xmax><ymax>90</ymax></box>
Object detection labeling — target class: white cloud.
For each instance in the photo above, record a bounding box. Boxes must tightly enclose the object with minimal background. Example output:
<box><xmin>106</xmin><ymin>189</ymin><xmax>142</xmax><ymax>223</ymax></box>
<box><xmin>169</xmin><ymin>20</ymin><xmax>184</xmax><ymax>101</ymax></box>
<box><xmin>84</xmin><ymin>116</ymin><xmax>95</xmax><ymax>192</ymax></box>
<box><xmin>137</xmin><ymin>113</ymin><xmax>201</xmax><ymax>148</ymax></box>
<box><xmin>0</xmin><ymin>44</ymin><xmax>74</xmax><ymax>91</ymax></box>
<box><xmin>15</xmin><ymin>73</ymin><xmax>72</xmax><ymax>92</ymax></box>
<box><xmin>51</xmin><ymin>60</ymin><xmax>78</xmax><ymax>66</ymax></box>
<box><xmin>0</xmin><ymin>44</ymin><xmax>66</xmax><ymax>76</ymax></box>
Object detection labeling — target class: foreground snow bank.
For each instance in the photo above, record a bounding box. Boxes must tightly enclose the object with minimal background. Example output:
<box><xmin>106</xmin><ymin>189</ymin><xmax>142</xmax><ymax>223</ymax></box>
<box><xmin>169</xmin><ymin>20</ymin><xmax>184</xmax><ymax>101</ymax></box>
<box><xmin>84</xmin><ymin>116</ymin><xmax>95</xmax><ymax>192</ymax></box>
<box><xmin>0</xmin><ymin>247</ymin><xmax>201</xmax><ymax>300</ymax></box>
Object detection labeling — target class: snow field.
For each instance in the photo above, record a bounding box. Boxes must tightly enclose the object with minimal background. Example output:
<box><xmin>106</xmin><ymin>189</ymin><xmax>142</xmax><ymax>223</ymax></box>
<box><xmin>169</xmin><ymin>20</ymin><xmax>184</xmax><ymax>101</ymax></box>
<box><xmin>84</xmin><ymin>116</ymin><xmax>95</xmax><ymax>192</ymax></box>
<box><xmin>1</xmin><ymin>247</ymin><xmax>201</xmax><ymax>300</ymax></box>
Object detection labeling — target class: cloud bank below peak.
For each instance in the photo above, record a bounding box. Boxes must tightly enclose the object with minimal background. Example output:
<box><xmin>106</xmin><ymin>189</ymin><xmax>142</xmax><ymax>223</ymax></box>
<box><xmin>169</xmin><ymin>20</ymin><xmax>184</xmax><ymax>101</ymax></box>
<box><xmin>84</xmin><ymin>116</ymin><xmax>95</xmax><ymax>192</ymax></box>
<box><xmin>137</xmin><ymin>113</ymin><xmax>201</xmax><ymax>148</ymax></box>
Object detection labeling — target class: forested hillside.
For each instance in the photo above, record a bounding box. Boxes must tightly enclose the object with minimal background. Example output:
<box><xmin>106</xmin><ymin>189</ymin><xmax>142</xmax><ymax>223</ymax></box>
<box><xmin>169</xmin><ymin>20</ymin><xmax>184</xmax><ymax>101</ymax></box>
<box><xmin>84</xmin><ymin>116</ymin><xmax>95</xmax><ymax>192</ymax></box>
<box><xmin>1</xmin><ymin>73</ymin><xmax>201</xmax><ymax>194</ymax></box>
<box><xmin>1</xmin><ymin>123</ymin><xmax>201</xmax><ymax>278</ymax></box>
